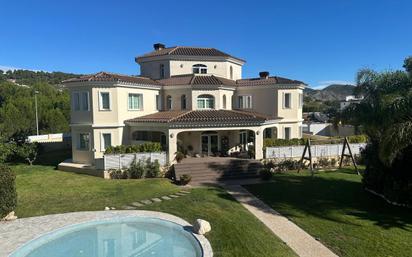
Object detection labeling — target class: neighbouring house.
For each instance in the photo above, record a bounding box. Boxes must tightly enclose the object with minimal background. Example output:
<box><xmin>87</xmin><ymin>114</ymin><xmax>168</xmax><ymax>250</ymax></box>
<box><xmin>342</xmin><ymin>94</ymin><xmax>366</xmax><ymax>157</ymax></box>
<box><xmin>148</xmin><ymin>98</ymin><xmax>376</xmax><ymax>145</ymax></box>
<box><xmin>340</xmin><ymin>95</ymin><xmax>364</xmax><ymax>110</ymax></box>
<box><xmin>62</xmin><ymin>43</ymin><xmax>305</xmax><ymax>167</ymax></box>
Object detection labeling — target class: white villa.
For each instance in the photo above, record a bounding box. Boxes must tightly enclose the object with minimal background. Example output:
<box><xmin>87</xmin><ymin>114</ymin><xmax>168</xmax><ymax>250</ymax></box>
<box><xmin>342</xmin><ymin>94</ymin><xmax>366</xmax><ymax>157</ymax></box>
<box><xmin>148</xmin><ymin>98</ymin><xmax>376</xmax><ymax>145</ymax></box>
<box><xmin>62</xmin><ymin>43</ymin><xmax>305</xmax><ymax>167</ymax></box>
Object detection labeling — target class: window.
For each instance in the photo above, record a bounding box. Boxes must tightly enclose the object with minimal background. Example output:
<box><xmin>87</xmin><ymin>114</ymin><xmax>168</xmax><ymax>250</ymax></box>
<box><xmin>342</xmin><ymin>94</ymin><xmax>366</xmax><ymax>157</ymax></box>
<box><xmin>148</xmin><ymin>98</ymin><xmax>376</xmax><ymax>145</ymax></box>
<box><xmin>128</xmin><ymin>93</ymin><xmax>143</xmax><ymax>110</ymax></box>
<box><xmin>73</xmin><ymin>91</ymin><xmax>89</xmax><ymax>111</ymax></box>
<box><xmin>299</xmin><ymin>93</ymin><xmax>303</xmax><ymax>108</ymax></box>
<box><xmin>166</xmin><ymin>95</ymin><xmax>172</xmax><ymax>110</ymax></box>
<box><xmin>181</xmin><ymin>95</ymin><xmax>187</xmax><ymax>110</ymax></box>
<box><xmin>283</xmin><ymin>93</ymin><xmax>291</xmax><ymax>109</ymax></box>
<box><xmin>160</xmin><ymin>64</ymin><xmax>165</xmax><ymax>79</ymax></box>
<box><xmin>78</xmin><ymin>133</ymin><xmax>90</xmax><ymax>150</ymax></box>
<box><xmin>133</xmin><ymin>131</ymin><xmax>149</xmax><ymax>141</ymax></box>
<box><xmin>284</xmin><ymin>127</ymin><xmax>291</xmax><ymax>140</ymax></box>
<box><xmin>101</xmin><ymin>133</ymin><xmax>111</xmax><ymax>151</ymax></box>
<box><xmin>156</xmin><ymin>95</ymin><xmax>161</xmax><ymax>110</ymax></box>
<box><xmin>81</xmin><ymin>92</ymin><xmax>89</xmax><ymax>111</ymax></box>
<box><xmin>222</xmin><ymin>95</ymin><xmax>227</xmax><ymax>109</ymax></box>
<box><xmin>73</xmin><ymin>92</ymin><xmax>80</xmax><ymax>111</ymax></box>
<box><xmin>197</xmin><ymin>94</ymin><xmax>214</xmax><ymax>109</ymax></box>
<box><xmin>238</xmin><ymin>95</ymin><xmax>252</xmax><ymax>109</ymax></box>
<box><xmin>192</xmin><ymin>64</ymin><xmax>207</xmax><ymax>74</ymax></box>
<box><xmin>264</xmin><ymin>128</ymin><xmax>272</xmax><ymax>139</ymax></box>
<box><xmin>230</xmin><ymin>66</ymin><xmax>233</xmax><ymax>79</ymax></box>
<box><xmin>100</xmin><ymin>92</ymin><xmax>110</xmax><ymax>110</ymax></box>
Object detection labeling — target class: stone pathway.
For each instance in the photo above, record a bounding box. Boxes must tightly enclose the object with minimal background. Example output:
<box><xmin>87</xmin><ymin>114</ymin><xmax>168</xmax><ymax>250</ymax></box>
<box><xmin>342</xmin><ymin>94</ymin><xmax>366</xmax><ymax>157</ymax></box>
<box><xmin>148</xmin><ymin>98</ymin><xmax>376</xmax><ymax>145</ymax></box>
<box><xmin>225</xmin><ymin>185</ymin><xmax>338</xmax><ymax>257</ymax></box>
<box><xmin>121</xmin><ymin>190</ymin><xmax>191</xmax><ymax>210</ymax></box>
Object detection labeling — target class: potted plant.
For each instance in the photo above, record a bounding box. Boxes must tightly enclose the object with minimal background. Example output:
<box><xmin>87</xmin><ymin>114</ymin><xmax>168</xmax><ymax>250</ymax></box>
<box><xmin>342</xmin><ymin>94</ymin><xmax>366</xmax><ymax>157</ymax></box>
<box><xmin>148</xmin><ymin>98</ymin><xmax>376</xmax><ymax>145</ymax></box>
<box><xmin>175</xmin><ymin>152</ymin><xmax>185</xmax><ymax>163</ymax></box>
<box><xmin>180</xmin><ymin>174</ymin><xmax>192</xmax><ymax>185</ymax></box>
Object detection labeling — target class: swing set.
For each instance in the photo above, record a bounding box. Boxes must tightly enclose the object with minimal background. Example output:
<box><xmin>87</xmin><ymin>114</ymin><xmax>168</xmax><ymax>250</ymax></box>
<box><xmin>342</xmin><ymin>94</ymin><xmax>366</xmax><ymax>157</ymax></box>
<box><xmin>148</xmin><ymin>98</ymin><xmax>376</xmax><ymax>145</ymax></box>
<box><xmin>297</xmin><ymin>136</ymin><xmax>359</xmax><ymax>175</ymax></box>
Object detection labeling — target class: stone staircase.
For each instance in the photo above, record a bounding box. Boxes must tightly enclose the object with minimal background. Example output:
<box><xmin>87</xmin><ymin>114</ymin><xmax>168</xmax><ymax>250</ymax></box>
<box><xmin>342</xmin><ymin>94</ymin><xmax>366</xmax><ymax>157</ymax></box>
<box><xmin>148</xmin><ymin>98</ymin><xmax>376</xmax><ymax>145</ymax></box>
<box><xmin>174</xmin><ymin>157</ymin><xmax>263</xmax><ymax>184</ymax></box>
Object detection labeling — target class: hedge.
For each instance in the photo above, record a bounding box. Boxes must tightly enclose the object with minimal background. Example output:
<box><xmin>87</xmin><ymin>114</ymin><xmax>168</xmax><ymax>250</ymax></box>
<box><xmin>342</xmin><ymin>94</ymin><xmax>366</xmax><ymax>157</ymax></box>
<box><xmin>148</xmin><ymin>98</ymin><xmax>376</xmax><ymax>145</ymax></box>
<box><xmin>105</xmin><ymin>142</ymin><xmax>162</xmax><ymax>154</ymax></box>
<box><xmin>0</xmin><ymin>165</ymin><xmax>17</xmax><ymax>219</ymax></box>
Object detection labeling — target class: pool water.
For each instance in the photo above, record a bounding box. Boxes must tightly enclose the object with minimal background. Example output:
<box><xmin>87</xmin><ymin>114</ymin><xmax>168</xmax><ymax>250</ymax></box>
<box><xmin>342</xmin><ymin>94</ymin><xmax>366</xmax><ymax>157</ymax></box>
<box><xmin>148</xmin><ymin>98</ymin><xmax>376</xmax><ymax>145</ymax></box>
<box><xmin>10</xmin><ymin>217</ymin><xmax>203</xmax><ymax>257</ymax></box>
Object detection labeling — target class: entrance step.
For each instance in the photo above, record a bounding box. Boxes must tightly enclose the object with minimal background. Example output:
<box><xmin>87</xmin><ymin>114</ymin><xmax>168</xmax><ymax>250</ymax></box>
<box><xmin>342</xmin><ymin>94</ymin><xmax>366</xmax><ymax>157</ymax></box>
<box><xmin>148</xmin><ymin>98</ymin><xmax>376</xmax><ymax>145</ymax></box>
<box><xmin>174</xmin><ymin>157</ymin><xmax>263</xmax><ymax>184</ymax></box>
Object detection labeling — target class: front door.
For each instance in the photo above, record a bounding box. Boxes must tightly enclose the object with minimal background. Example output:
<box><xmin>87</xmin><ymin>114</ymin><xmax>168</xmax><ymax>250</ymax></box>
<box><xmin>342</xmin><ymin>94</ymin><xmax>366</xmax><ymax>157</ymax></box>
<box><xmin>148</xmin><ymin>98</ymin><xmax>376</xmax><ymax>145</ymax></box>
<box><xmin>201</xmin><ymin>134</ymin><xmax>219</xmax><ymax>156</ymax></box>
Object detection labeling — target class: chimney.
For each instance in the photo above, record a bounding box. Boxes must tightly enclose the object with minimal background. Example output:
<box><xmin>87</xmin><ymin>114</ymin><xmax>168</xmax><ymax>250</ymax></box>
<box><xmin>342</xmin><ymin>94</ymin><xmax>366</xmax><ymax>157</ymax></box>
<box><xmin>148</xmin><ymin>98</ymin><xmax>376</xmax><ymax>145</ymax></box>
<box><xmin>259</xmin><ymin>71</ymin><xmax>269</xmax><ymax>79</ymax></box>
<box><xmin>153</xmin><ymin>43</ymin><xmax>165</xmax><ymax>51</ymax></box>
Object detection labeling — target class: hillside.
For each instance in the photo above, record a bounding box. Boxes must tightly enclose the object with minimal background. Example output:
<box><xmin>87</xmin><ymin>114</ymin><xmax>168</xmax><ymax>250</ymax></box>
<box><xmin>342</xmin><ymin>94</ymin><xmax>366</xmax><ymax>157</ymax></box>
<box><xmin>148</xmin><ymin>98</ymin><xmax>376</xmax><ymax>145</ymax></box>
<box><xmin>304</xmin><ymin>84</ymin><xmax>355</xmax><ymax>101</ymax></box>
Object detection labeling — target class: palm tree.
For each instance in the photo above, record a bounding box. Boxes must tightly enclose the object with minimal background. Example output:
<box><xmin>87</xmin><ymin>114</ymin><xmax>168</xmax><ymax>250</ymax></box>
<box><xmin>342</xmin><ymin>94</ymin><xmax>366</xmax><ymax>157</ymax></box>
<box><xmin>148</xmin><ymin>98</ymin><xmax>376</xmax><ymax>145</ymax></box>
<box><xmin>339</xmin><ymin>57</ymin><xmax>412</xmax><ymax>204</ymax></box>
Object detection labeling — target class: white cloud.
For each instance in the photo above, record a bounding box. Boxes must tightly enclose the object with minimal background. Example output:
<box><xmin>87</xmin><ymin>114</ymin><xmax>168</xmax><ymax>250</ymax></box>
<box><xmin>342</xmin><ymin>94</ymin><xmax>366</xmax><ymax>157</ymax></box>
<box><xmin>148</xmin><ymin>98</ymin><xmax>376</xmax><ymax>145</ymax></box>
<box><xmin>313</xmin><ymin>80</ymin><xmax>355</xmax><ymax>90</ymax></box>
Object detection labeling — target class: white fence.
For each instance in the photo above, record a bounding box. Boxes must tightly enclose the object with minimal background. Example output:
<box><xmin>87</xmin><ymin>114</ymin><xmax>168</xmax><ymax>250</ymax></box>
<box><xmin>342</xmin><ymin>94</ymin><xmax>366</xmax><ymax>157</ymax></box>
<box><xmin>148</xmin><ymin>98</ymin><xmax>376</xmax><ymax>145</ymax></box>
<box><xmin>265</xmin><ymin>143</ymin><xmax>366</xmax><ymax>159</ymax></box>
<box><xmin>103</xmin><ymin>152</ymin><xmax>167</xmax><ymax>170</ymax></box>
<box><xmin>27</xmin><ymin>133</ymin><xmax>71</xmax><ymax>143</ymax></box>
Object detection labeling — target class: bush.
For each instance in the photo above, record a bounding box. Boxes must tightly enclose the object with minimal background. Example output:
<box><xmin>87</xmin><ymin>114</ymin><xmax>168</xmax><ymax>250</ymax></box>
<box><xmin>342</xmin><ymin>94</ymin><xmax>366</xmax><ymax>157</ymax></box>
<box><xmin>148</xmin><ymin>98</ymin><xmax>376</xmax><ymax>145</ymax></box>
<box><xmin>105</xmin><ymin>142</ymin><xmax>162</xmax><ymax>154</ymax></box>
<box><xmin>145</xmin><ymin>159</ymin><xmax>160</xmax><ymax>178</ymax></box>
<box><xmin>109</xmin><ymin>169</ymin><xmax>126</xmax><ymax>179</ymax></box>
<box><xmin>263</xmin><ymin>138</ymin><xmax>305</xmax><ymax>149</ymax></box>
<box><xmin>180</xmin><ymin>174</ymin><xmax>191</xmax><ymax>185</ymax></box>
<box><xmin>317</xmin><ymin>157</ymin><xmax>330</xmax><ymax>168</ymax></box>
<box><xmin>347</xmin><ymin>135</ymin><xmax>368</xmax><ymax>143</ymax></box>
<box><xmin>259</xmin><ymin>168</ymin><xmax>273</xmax><ymax>180</ymax></box>
<box><xmin>127</xmin><ymin>161</ymin><xmax>145</xmax><ymax>179</ymax></box>
<box><xmin>277</xmin><ymin>159</ymin><xmax>300</xmax><ymax>172</ymax></box>
<box><xmin>0</xmin><ymin>165</ymin><xmax>17</xmax><ymax>218</ymax></box>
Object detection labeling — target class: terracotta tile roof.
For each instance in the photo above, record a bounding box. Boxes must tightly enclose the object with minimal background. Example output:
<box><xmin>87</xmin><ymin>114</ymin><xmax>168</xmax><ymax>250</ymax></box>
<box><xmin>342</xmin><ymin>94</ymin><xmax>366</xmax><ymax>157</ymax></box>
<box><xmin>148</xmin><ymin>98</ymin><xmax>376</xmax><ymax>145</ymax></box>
<box><xmin>158</xmin><ymin>74</ymin><xmax>237</xmax><ymax>87</ymax></box>
<box><xmin>126</xmin><ymin>109</ymin><xmax>279</xmax><ymax>125</ymax></box>
<box><xmin>62</xmin><ymin>72</ymin><xmax>161</xmax><ymax>86</ymax></box>
<box><xmin>236</xmin><ymin>76</ymin><xmax>305</xmax><ymax>86</ymax></box>
<box><xmin>136</xmin><ymin>46</ymin><xmax>244</xmax><ymax>62</ymax></box>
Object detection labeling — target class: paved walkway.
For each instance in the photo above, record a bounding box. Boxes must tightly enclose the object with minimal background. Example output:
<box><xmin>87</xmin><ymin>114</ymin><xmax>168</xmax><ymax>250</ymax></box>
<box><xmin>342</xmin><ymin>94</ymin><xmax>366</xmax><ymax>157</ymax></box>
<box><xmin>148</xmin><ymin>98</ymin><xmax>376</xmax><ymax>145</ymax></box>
<box><xmin>225</xmin><ymin>185</ymin><xmax>338</xmax><ymax>257</ymax></box>
<box><xmin>121</xmin><ymin>189</ymin><xmax>191</xmax><ymax>210</ymax></box>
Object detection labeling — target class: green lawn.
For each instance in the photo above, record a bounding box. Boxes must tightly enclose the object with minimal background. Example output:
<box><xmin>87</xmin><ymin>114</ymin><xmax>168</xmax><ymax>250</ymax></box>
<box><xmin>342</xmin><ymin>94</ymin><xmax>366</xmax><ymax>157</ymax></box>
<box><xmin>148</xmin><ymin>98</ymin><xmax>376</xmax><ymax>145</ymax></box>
<box><xmin>244</xmin><ymin>169</ymin><xmax>412</xmax><ymax>257</ymax></box>
<box><xmin>13</xmin><ymin>164</ymin><xmax>295</xmax><ymax>257</ymax></box>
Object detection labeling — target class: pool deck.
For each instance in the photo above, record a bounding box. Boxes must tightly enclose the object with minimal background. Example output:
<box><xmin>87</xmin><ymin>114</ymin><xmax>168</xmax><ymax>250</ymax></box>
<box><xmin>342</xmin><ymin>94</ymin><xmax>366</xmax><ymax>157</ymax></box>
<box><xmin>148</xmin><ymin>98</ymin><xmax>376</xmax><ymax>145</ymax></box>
<box><xmin>0</xmin><ymin>210</ymin><xmax>213</xmax><ymax>257</ymax></box>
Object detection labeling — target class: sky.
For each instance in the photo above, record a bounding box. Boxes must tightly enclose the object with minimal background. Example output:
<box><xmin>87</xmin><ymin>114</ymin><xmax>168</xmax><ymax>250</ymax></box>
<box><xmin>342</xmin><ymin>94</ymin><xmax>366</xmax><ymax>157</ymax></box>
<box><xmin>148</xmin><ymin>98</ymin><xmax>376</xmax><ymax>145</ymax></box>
<box><xmin>0</xmin><ymin>0</ymin><xmax>411</xmax><ymax>89</ymax></box>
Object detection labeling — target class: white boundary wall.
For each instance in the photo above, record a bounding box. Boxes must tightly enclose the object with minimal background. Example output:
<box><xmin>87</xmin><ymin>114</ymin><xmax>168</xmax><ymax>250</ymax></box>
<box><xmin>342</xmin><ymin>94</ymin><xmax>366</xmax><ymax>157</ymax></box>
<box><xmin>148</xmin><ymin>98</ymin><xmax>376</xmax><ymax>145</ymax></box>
<box><xmin>265</xmin><ymin>143</ymin><xmax>366</xmax><ymax>159</ymax></box>
<box><xmin>103</xmin><ymin>152</ymin><xmax>167</xmax><ymax>170</ymax></box>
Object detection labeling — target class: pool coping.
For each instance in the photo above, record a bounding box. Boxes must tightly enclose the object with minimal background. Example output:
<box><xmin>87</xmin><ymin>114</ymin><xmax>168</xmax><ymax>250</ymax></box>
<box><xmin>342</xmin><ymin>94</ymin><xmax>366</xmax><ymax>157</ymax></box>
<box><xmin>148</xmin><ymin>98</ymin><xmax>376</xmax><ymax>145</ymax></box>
<box><xmin>0</xmin><ymin>210</ymin><xmax>213</xmax><ymax>257</ymax></box>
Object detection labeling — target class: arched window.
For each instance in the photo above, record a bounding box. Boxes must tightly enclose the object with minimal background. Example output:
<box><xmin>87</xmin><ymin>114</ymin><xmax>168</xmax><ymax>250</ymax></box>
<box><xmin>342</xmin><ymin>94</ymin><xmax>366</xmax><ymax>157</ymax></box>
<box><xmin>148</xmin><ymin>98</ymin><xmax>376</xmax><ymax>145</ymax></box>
<box><xmin>166</xmin><ymin>95</ymin><xmax>172</xmax><ymax>110</ymax></box>
<box><xmin>230</xmin><ymin>66</ymin><xmax>233</xmax><ymax>80</ymax></box>
<box><xmin>192</xmin><ymin>64</ymin><xmax>207</xmax><ymax>74</ymax></box>
<box><xmin>181</xmin><ymin>95</ymin><xmax>187</xmax><ymax>110</ymax></box>
<box><xmin>197</xmin><ymin>94</ymin><xmax>214</xmax><ymax>109</ymax></box>
<box><xmin>222</xmin><ymin>95</ymin><xmax>227</xmax><ymax>109</ymax></box>
<box><xmin>160</xmin><ymin>64</ymin><xmax>165</xmax><ymax>78</ymax></box>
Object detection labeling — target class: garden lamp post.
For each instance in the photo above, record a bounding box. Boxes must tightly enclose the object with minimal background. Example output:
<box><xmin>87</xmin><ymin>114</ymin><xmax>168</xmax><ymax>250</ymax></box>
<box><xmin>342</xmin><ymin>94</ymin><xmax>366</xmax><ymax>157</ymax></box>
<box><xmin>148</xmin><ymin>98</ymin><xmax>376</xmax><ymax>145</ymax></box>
<box><xmin>34</xmin><ymin>90</ymin><xmax>39</xmax><ymax>135</ymax></box>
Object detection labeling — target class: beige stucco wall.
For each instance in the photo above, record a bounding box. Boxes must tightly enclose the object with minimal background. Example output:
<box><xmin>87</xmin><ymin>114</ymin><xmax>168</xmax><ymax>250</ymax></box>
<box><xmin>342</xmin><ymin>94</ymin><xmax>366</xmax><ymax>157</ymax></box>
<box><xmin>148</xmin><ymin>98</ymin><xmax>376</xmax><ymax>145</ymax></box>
<box><xmin>162</xmin><ymin>87</ymin><xmax>192</xmax><ymax>111</ymax></box>
<box><xmin>91</xmin><ymin>85</ymin><xmax>160</xmax><ymax>125</ymax></box>
<box><xmin>191</xmin><ymin>89</ymin><xmax>234</xmax><ymax>110</ymax></box>
<box><xmin>139</xmin><ymin>59</ymin><xmax>242</xmax><ymax>80</ymax></box>
<box><xmin>234</xmin><ymin>86</ymin><xmax>303</xmax><ymax>120</ymax></box>
<box><xmin>70</xmin><ymin>86</ymin><xmax>93</xmax><ymax>125</ymax></box>
<box><xmin>71</xmin><ymin>125</ymin><xmax>94</xmax><ymax>164</ymax></box>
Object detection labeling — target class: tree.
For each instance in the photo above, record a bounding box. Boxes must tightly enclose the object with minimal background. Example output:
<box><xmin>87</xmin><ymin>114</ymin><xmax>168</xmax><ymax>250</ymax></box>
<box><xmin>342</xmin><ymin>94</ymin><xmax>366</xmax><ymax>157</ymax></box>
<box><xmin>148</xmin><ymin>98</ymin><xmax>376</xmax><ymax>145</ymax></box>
<box><xmin>17</xmin><ymin>143</ymin><xmax>39</xmax><ymax>165</ymax></box>
<box><xmin>340</xmin><ymin>60</ymin><xmax>412</xmax><ymax>205</ymax></box>
<box><xmin>403</xmin><ymin>56</ymin><xmax>412</xmax><ymax>76</ymax></box>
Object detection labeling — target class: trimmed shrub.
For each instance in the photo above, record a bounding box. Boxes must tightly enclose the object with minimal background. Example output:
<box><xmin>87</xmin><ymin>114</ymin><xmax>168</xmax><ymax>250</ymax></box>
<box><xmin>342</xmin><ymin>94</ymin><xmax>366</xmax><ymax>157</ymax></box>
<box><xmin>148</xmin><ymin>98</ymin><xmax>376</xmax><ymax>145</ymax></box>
<box><xmin>0</xmin><ymin>165</ymin><xmax>17</xmax><ymax>219</ymax></box>
<box><xmin>127</xmin><ymin>161</ymin><xmax>145</xmax><ymax>179</ymax></box>
<box><xmin>145</xmin><ymin>159</ymin><xmax>160</xmax><ymax>178</ymax></box>
<box><xmin>180</xmin><ymin>174</ymin><xmax>192</xmax><ymax>185</ymax></box>
<box><xmin>105</xmin><ymin>142</ymin><xmax>162</xmax><ymax>154</ymax></box>
<box><xmin>109</xmin><ymin>169</ymin><xmax>126</xmax><ymax>179</ymax></box>
<box><xmin>263</xmin><ymin>138</ymin><xmax>305</xmax><ymax>149</ymax></box>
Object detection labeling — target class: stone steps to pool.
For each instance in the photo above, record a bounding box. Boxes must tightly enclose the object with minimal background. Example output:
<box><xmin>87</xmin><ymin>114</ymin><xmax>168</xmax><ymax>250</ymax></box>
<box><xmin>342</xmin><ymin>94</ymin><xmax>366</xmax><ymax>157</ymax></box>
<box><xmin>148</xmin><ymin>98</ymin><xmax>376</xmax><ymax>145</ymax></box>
<box><xmin>120</xmin><ymin>190</ymin><xmax>191</xmax><ymax>210</ymax></box>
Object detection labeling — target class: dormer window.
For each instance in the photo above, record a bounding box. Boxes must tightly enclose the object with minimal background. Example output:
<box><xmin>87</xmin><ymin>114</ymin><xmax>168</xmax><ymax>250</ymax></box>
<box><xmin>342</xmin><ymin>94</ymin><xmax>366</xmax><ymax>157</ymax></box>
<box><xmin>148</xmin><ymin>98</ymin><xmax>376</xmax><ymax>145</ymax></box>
<box><xmin>193</xmin><ymin>64</ymin><xmax>207</xmax><ymax>74</ymax></box>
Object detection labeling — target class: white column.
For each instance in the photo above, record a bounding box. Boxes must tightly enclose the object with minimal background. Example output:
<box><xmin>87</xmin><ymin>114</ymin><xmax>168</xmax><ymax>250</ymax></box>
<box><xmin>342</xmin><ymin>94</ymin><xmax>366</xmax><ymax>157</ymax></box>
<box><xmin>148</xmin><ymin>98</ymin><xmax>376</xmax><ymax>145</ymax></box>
<box><xmin>167</xmin><ymin>129</ymin><xmax>177</xmax><ymax>163</ymax></box>
<box><xmin>254</xmin><ymin>129</ymin><xmax>264</xmax><ymax>160</ymax></box>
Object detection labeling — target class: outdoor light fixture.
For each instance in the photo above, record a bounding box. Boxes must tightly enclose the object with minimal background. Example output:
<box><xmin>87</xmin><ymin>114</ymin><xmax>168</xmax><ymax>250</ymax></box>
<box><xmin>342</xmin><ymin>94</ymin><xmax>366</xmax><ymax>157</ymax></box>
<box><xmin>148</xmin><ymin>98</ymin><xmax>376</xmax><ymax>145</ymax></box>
<box><xmin>170</xmin><ymin>133</ymin><xmax>174</xmax><ymax>138</ymax></box>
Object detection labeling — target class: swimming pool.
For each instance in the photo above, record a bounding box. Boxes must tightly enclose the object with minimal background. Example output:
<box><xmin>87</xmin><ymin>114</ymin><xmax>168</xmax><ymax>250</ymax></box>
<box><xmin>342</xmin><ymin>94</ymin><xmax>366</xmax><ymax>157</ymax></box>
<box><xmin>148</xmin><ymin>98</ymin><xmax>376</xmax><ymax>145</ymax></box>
<box><xmin>10</xmin><ymin>216</ymin><xmax>204</xmax><ymax>257</ymax></box>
